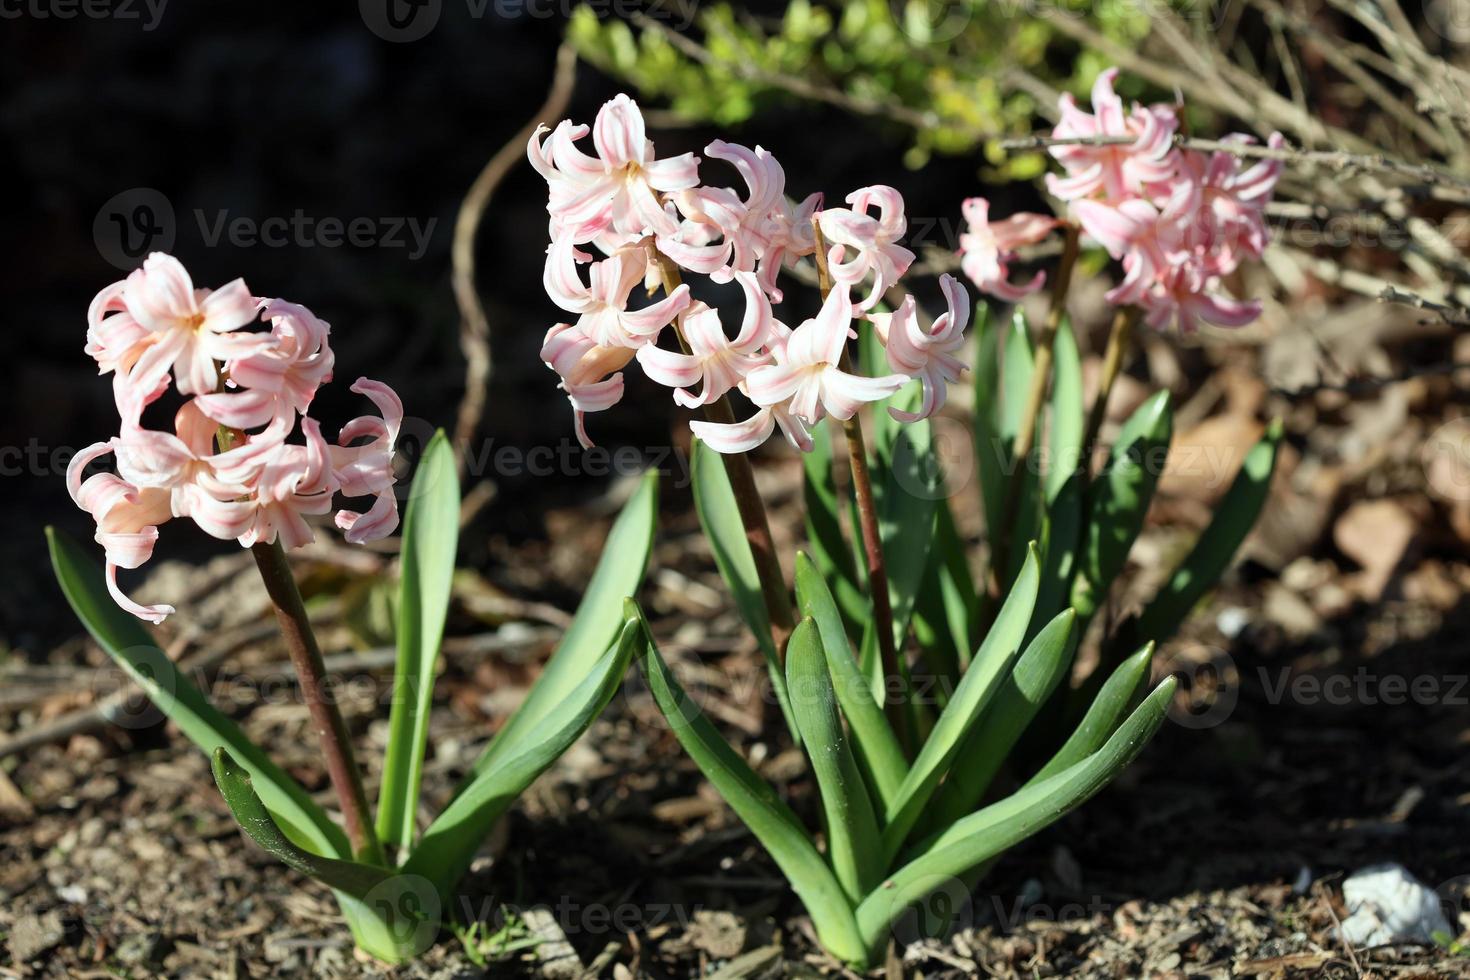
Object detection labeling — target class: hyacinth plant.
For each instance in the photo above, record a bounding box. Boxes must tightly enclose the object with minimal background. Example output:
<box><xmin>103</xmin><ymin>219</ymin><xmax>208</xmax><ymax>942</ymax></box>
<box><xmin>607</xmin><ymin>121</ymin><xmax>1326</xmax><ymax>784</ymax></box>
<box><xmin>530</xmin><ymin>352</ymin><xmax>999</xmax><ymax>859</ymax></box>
<box><xmin>47</xmin><ymin>255</ymin><xmax>659</xmax><ymax>963</ymax></box>
<box><xmin>531</xmin><ymin>74</ymin><xmax>1284</xmax><ymax>968</ymax></box>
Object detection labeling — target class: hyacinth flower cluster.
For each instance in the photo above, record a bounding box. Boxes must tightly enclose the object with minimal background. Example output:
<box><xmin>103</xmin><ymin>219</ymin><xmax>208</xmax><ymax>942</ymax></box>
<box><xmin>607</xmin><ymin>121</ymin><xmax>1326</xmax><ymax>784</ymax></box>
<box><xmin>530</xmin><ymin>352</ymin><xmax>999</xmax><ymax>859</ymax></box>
<box><xmin>531</xmin><ymin>93</ymin><xmax>971</xmax><ymax>451</ymax></box>
<box><xmin>72</xmin><ymin>253</ymin><xmax>401</xmax><ymax>623</ymax></box>
<box><xmin>959</xmin><ymin>67</ymin><xmax>1283</xmax><ymax>335</ymax></box>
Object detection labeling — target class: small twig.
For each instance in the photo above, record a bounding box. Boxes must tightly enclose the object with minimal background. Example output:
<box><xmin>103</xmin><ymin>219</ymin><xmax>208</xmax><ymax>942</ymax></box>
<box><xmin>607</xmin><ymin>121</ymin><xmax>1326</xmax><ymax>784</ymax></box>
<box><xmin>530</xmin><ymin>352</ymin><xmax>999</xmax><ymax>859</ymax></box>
<box><xmin>1269</xmin><ymin>360</ymin><xmax>1470</xmax><ymax>398</ymax></box>
<box><xmin>628</xmin><ymin>11</ymin><xmax>936</xmax><ymax>133</ymax></box>
<box><xmin>450</xmin><ymin>42</ymin><xmax>578</xmax><ymax>475</ymax></box>
<box><xmin>1001</xmin><ymin>134</ymin><xmax>1470</xmax><ymax>190</ymax></box>
<box><xmin>1378</xmin><ymin>286</ymin><xmax>1470</xmax><ymax>325</ymax></box>
<box><xmin>0</xmin><ymin>627</ymin><xmax>556</xmax><ymax>762</ymax></box>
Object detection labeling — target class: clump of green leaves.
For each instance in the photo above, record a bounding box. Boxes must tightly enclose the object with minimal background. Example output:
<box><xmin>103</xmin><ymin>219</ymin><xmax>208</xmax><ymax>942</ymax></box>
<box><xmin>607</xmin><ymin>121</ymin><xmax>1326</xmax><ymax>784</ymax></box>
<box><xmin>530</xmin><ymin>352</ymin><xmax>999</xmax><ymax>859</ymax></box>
<box><xmin>630</xmin><ymin>304</ymin><xmax>1280</xmax><ymax>967</ymax></box>
<box><xmin>48</xmin><ymin>436</ymin><xmax>660</xmax><ymax>963</ymax></box>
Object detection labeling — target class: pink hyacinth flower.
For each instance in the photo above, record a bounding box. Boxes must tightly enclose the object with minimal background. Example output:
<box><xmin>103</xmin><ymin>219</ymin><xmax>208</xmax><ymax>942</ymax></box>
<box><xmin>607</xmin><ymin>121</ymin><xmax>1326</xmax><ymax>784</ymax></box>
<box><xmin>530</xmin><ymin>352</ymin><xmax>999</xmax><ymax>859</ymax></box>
<box><xmin>957</xmin><ymin>198</ymin><xmax>1059</xmax><ymax>302</ymax></box>
<box><xmin>660</xmin><ymin>141</ymin><xmax>789</xmax><ymax>283</ymax></box>
<box><xmin>745</xmin><ymin>283</ymin><xmax>909</xmax><ymax>424</ymax></box>
<box><xmin>818</xmin><ymin>185</ymin><xmax>916</xmax><ymax>311</ymax></box>
<box><xmin>636</xmin><ymin>272</ymin><xmax>774</xmax><ymax>408</ymax></box>
<box><xmin>111</xmin><ymin>400</ymin><xmax>258</xmax><ymax>540</ymax></box>
<box><xmin>690</xmin><ymin>400</ymin><xmax>814</xmax><ymax>455</ymax></box>
<box><xmin>237</xmin><ymin>418</ymin><xmax>338</xmax><ymax>551</ymax></box>
<box><xmin>1138</xmin><ymin>263</ymin><xmax>1263</xmax><ymax>334</ymax></box>
<box><xmin>111</xmin><ymin>252</ymin><xmax>272</xmax><ymax>403</ymax></box>
<box><xmin>691</xmin><ymin>316</ymin><xmax>814</xmax><ymax>454</ymax></box>
<box><xmin>543</xmin><ymin>237</ymin><xmax>691</xmax><ymax>350</ymax></box>
<box><xmin>528</xmin><ymin>94</ymin><xmax>701</xmax><ymax>246</ymax></box>
<box><xmin>874</xmin><ymin>273</ymin><xmax>971</xmax><ymax>422</ymax></box>
<box><xmin>1169</xmin><ymin>133</ymin><xmax>1284</xmax><ymax>275</ymax></box>
<box><xmin>541</xmin><ymin>322</ymin><xmax>638</xmax><ymax>449</ymax></box>
<box><xmin>195</xmin><ymin>299</ymin><xmax>335</xmax><ymax>429</ymax></box>
<box><xmin>1046</xmin><ymin>68</ymin><xmax>1178</xmax><ymax>203</ymax></box>
<box><xmin>67</xmin><ymin>443</ymin><xmax>176</xmax><ymax>624</ymax></box>
<box><xmin>330</xmin><ymin>379</ymin><xmax>403</xmax><ymax>544</ymax></box>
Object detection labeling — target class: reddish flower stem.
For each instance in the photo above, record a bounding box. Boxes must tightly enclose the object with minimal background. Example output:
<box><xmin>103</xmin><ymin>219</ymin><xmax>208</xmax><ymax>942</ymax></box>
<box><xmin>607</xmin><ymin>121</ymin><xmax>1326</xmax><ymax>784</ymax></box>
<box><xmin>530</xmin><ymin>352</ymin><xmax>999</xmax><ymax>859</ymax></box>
<box><xmin>810</xmin><ymin>221</ymin><xmax>911</xmax><ymax>753</ymax></box>
<box><xmin>647</xmin><ymin>245</ymin><xmax>796</xmax><ymax>657</ymax></box>
<box><xmin>251</xmin><ymin>540</ymin><xmax>383</xmax><ymax>865</ymax></box>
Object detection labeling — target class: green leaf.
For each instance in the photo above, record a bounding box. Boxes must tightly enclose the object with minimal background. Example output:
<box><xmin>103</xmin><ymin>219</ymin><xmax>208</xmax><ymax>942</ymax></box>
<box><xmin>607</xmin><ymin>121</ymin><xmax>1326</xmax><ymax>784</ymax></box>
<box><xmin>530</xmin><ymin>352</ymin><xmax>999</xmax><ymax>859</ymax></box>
<box><xmin>212</xmin><ymin>749</ymin><xmax>392</xmax><ymax>895</ymax></box>
<box><xmin>786</xmin><ymin>618</ymin><xmax>883</xmax><ymax>902</ymax></box>
<box><xmin>997</xmin><ymin>310</ymin><xmax>1041</xmax><ymax>585</ymax></box>
<box><xmin>1035</xmin><ymin>643</ymin><xmax>1156</xmax><ymax>785</ymax></box>
<box><xmin>467</xmin><ymin>470</ymin><xmax>657</xmax><ymax>779</ymax></box>
<box><xmin>378</xmin><ymin>431</ymin><xmax>461</xmax><ymax>853</ymax></box>
<box><xmin>855</xmin><ymin>676</ymin><xmax>1176</xmax><ymax>951</ymax></box>
<box><xmin>972</xmin><ymin>304</ymin><xmax>1004</xmax><ymax>541</ymax></box>
<box><xmin>691</xmin><ymin>440</ymin><xmax>797</xmax><ymax>737</ymax></box>
<box><xmin>1046</xmin><ymin>316</ymin><xmax>1084</xmax><ymax>504</ymax></box>
<box><xmin>1073</xmin><ymin>390</ymin><xmax>1173</xmax><ymax>619</ymax></box>
<box><xmin>405</xmin><ymin>619</ymin><xmax>638</xmax><ymax>897</ymax></box>
<box><xmin>1033</xmin><ymin>473</ymin><xmax>1082</xmax><ymax>635</ymax></box>
<box><xmin>794</xmin><ymin>553</ymin><xmax>908</xmax><ymax>812</ymax></box>
<box><xmin>879</xmin><ymin>416</ymin><xmax>938</xmax><ymax>654</ymax></box>
<box><xmin>802</xmin><ymin>422</ymin><xmax>866</xmax><ymax>628</ymax></box>
<box><xmin>630</xmin><ymin>603</ymin><xmax>868</xmax><ymax>966</ymax></box>
<box><xmin>998</xmin><ymin>310</ymin><xmax>1035</xmax><ymax>446</ymax></box>
<box><xmin>1128</xmin><ymin>420</ymin><xmax>1281</xmax><ymax>646</ymax></box>
<box><xmin>46</xmin><ymin>527</ymin><xmax>349</xmax><ymax>860</ymax></box>
<box><xmin>924</xmin><ymin>609</ymin><xmax>1077</xmax><ymax>829</ymax></box>
<box><xmin>878</xmin><ymin>545</ymin><xmax>1041</xmax><ymax>861</ymax></box>
<box><xmin>930</xmin><ymin>499</ymin><xmax>978</xmax><ymax>671</ymax></box>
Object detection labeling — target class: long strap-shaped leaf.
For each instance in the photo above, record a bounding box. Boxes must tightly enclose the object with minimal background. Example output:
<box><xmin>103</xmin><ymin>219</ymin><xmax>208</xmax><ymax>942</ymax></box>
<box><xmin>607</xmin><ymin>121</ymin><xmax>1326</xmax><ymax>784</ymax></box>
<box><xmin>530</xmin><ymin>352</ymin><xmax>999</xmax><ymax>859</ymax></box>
<box><xmin>1124</xmin><ymin>420</ymin><xmax>1282</xmax><ymax>648</ymax></box>
<box><xmin>802</xmin><ymin>421</ymin><xmax>866</xmax><ymax>627</ymax></box>
<box><xmin>378</xmin><ymin>432</ymin><xmax>460</xmax><ymax>852</ymax></box>
<box><xmin>1034</xmin><ymin>642</ymin><xmax>1155</xmax><ymax>785</ymax></box>
<box><xmin>405</xmin><ymin>618</ymin><xmax>639</xmax><ymax>897</ymax></box>
<box><xmin>925</xmin><ymin>609</ymin><xmax>1077</xmax><ymax>830</ymax></box>
<box><xmin>691</xmin><ymin>440</ymin><xmax>798</xmax><ymax>737</ymax></box>
<box><xmin>786</xmin><ymin>618</ymin><xmax>884</xmax><ymax>903</ymax></box>
<box><xmin>794</xmin><ymin>553</ymin><xmax>908</xmax><ymax>811</ymax></box>
<box><xmin>1073</xmin><ymin>390</ymin><xmax>1173</xmax><ymax>620</ymax></box>
<box><xmin>466</xmin><ymin>471</ymin><xmax>657</xmax><ymax>779</ymax></box>
<box><xmin>929</xmin><ymin>499</ymin><xmax>978</xmax><ymax>674</ymax></box>
<box><xmin>877</xmin><ymin>394</ymin><xmax>938</xmax><ymax>656</ymax></box>
<box><xmin>213</xmin><ymin>749</ymin><xmax>393</xmax><ymax>895</ymax></box>
<box><xmin>878</xmin><ymin>546</ymin><xmax>1041</xmax><ymax>861</ymax></box>
<box><xmin>47</xmin><ymin>527</ymin><xmax>350</xmax><ymax>860</ymax></box>
<box><xmin>855</xmin><ymin>677</ymin><xmax>1176</xmax><ymax>954</ymax></box>
<box><xmin>1046</xmin><ymin>316</ymin><xmax>1085</xmax><ymax>504</ymax></box>
<box><xmin>630</xmin><ymin>604</ymin><xmax>867</xmax><ymax>966</ymax></box>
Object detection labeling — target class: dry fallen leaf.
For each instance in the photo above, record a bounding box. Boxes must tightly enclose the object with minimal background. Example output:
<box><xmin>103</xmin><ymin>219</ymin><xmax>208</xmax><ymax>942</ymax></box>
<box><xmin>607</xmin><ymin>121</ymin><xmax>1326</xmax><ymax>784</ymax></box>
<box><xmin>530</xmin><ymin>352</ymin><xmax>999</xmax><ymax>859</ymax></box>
<box><xmin>1333</xmin><ymin>499</ymin><xmax>1419</xmax><ymax>600</ymax></box>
